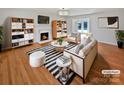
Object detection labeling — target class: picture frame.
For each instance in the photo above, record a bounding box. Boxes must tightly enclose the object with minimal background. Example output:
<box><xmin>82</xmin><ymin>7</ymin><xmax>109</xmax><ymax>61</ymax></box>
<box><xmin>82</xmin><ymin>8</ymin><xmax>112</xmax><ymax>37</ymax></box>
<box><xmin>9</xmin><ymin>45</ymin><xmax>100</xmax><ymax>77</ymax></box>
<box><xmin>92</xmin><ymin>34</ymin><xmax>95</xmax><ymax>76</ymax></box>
<box><xmin>98</xmin><ymin>16</ymin><xmax>119</xmax><ymax>29</ymax></box>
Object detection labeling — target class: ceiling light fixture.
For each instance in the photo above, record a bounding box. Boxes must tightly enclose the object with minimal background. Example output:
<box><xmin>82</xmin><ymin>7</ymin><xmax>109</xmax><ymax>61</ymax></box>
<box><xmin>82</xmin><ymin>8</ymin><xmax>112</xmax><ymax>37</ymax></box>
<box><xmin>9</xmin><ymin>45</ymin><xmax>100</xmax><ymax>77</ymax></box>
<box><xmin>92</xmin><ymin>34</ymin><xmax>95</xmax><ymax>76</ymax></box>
<box><xmin>58</xmin><ymin>8</ymin><xmax>69</xmax><ymax>16</ymax></box>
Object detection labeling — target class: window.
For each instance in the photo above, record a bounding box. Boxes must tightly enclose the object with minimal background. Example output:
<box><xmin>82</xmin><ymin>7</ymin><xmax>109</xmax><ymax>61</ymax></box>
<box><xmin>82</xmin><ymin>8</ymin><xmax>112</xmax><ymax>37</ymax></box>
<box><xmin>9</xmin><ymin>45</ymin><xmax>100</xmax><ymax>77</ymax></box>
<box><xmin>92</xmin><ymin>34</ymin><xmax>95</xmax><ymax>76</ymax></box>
<box><xmin>77</xmin><ymin>22</ymin><xmax>82</xmax><ymax>32</ymax></box>
<box><xmin>76</xmin><ymin>18</ymin><xmax>89</xmax><ymax>33</ymax></box>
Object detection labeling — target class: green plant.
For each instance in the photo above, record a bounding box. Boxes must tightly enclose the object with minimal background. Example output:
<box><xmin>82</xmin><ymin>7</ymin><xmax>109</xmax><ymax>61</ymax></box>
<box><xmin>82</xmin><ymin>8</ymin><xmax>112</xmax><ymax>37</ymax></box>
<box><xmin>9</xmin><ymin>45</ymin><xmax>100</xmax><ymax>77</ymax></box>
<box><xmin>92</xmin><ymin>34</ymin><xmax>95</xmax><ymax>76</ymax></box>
<box><xmin>115</xmin><ymin>30</ymin><xmax>124</xmax><ymax>41</ymax></box>
<box><xmin>57</xmin><ymin>37</ymin><xmax>63</xmax><ymax>45</ymax></box>
<box><xmin>0</xmin><ymin>26</ymin><xmax>3</xmax><ymax>44</ymax></box>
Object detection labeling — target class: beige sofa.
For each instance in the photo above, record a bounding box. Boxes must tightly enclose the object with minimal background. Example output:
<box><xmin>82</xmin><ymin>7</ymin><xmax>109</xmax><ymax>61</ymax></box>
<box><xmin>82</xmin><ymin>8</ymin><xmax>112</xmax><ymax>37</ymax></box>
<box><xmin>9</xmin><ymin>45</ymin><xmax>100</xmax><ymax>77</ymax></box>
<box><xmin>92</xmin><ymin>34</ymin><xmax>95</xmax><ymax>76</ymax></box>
<box><xmin>64</xmin><ymin>38</ymin><xmax>97</xmax><ymax>83</ymax></box>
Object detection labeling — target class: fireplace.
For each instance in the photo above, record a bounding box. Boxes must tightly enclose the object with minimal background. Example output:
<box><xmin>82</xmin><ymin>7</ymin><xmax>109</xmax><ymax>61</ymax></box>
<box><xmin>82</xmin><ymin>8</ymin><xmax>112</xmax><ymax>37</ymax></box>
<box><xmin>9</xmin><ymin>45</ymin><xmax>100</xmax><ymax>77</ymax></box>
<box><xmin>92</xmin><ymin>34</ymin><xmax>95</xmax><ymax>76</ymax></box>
<box><xmin>38</xmin><ymin>30</ymin><xmax>52</xmax><ymax>43</ymax></box>
<box><xmin>40</xmin><ymin>32</ymin><xmax>49</xmax><ymax>41</ymax></box>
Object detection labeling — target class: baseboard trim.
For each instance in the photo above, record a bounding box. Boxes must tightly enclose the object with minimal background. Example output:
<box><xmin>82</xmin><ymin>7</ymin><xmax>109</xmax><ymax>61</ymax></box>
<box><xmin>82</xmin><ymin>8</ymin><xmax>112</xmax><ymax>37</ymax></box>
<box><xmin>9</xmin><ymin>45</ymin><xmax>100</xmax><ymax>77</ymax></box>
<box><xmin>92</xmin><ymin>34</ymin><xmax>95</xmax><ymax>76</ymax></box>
<box><xmin>2</xmin><ymin>47</ymin><xmax>12</xmax><ymax>51</ymax></box>
<box><xmin>98</xmin><ymin>41</ymin><xmax>117</xmax><ymax>46</ymax></box>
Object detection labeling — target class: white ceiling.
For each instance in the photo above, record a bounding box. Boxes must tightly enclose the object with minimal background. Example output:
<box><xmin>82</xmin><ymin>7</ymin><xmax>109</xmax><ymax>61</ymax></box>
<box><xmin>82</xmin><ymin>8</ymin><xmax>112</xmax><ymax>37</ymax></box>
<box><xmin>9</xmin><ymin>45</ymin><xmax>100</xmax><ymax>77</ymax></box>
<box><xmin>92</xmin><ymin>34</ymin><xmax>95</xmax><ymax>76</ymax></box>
<box><xmin>27</xmin><ymin>8</ymin><xmax>123</xmax><ymax>16</ymax></box>
<box><xmin>30</xmin><ymin>8</ymin><xmax>124</xmax><ymax>16</ymax></box>
<box><xmin>68</xmin><ymin>8</ymin><xmax>121</xmax><ymax>16</ymax></box>
<box><xmin>1</xmin><ymin>8</ymin><xmax>123</xmax><ymax>16</ymax></box>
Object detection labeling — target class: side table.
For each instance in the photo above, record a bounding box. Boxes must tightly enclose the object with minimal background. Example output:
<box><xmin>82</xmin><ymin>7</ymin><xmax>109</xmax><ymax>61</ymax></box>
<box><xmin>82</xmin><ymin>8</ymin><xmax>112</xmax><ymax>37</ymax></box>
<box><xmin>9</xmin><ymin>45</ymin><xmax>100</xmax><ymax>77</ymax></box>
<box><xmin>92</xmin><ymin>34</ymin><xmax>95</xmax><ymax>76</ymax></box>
<box><xmin>56</xmin><ymin>56</ymin><xmax>71</xmax><ymax>82</ymax></box>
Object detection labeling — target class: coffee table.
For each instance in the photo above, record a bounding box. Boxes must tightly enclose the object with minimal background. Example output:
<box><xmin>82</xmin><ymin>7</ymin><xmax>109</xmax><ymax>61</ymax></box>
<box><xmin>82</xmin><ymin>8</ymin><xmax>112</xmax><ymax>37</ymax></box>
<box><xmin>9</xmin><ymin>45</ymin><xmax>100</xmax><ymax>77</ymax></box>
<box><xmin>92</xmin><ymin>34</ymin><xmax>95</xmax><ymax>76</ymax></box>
<box><xmin>51</xmin><ymin>41</ymin><xmax>69</xmax><ymax>52</ymax></box>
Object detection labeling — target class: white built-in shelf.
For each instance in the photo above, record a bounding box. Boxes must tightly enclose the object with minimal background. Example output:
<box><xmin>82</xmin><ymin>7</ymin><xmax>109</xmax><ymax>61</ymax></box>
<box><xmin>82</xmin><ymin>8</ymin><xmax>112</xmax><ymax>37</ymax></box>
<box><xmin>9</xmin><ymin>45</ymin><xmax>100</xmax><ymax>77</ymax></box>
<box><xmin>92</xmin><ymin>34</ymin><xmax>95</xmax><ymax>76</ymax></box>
<box><xmin>11</xmin><ymin>17</ymin><xmax>34</xmax><ymax>48</ymax></box>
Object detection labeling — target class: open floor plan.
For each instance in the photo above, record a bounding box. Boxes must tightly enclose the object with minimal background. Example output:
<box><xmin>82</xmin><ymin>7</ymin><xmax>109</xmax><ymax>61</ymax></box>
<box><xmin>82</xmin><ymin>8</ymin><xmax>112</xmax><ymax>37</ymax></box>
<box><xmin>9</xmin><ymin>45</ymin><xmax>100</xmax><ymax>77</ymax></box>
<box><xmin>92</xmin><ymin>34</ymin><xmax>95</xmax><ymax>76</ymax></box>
<box><xmin>0</xmin><ymin>8</ymin><xmax>124</xmax><ymax>85</ymax></box>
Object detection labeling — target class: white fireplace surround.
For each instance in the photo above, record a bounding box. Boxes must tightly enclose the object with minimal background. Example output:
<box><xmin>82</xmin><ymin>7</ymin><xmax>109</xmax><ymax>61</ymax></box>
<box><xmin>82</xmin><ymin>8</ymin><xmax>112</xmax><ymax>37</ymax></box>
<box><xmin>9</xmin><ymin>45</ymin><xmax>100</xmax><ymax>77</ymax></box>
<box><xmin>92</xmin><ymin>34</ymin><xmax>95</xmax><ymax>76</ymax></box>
<box><xmin>38</xmin><ymin>30</ymin><xmax>52</xmax><ymax>44</ymax></box>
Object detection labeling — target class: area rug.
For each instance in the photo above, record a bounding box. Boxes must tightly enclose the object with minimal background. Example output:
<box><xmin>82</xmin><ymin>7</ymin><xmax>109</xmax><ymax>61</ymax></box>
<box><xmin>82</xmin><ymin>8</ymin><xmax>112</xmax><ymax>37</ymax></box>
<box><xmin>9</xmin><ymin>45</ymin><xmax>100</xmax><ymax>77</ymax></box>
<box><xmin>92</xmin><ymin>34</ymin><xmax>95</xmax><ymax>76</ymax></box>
<box><xmin>27</xmin><ymin>43</ymin><xmax>77</xmax><ymax>85</ymax></box>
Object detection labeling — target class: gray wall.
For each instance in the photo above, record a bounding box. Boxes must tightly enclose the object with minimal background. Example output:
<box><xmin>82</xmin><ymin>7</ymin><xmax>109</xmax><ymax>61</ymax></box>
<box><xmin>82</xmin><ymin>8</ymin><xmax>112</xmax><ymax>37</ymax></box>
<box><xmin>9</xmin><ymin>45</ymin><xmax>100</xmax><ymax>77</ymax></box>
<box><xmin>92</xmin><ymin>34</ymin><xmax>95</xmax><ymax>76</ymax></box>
<box><xmin>0</xmin><ymin>8</ymin><xmax>57</xmax><ymax>50</ymax></box>
<box><xmin>71</xmin><ymin>9</ymin><xmax>124</xmax><ymax>45</ymax></box>
<box><xmin>1</xmin><ymin>8</ymin><xmax>124</xmax><ymax>49</ymax></box>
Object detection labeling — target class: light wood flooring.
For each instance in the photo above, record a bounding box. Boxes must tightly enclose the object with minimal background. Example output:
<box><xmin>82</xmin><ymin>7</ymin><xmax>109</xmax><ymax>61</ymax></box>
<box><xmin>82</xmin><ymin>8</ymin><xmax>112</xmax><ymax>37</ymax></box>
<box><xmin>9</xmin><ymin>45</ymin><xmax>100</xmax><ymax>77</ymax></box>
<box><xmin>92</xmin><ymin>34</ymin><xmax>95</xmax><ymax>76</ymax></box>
<box><xmin>0</xmin><ymin>42</ymin><xmax>124</xmax><ymax>85</ymax></box>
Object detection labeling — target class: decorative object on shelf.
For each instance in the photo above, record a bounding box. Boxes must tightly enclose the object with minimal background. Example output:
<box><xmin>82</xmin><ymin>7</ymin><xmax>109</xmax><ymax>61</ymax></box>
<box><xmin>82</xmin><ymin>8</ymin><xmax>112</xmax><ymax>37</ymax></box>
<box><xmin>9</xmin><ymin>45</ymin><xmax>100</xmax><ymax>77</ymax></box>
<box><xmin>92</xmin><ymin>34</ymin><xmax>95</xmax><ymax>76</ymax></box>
<box><xmin>98</xmin><ymin>16</ymin><xmax>119</xmax><ymax>29</ymax></box>
<box><xmin>0</xmin><ymin>26</ymin><xmax>3</xmax><ymax>52</ymax></box>
<box><xmin>115</xmin><ymin>30</ymin><xmax>124</xmax><ymax>48</ymax></box>
<box><xmin>57</xmin><ymin>37</ymin><xmax>63</xmax><ymax>45</ymax></box>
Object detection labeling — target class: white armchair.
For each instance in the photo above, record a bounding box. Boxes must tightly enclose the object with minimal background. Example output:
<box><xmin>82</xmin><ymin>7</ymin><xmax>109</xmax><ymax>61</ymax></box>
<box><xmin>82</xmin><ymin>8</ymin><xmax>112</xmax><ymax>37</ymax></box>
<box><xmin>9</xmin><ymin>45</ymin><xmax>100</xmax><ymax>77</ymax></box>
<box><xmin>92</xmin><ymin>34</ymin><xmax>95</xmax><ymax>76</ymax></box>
<box><xmin>67</xmin><ymin>32</ymin><xmax>81</xmax><ymax>44</ymax></box>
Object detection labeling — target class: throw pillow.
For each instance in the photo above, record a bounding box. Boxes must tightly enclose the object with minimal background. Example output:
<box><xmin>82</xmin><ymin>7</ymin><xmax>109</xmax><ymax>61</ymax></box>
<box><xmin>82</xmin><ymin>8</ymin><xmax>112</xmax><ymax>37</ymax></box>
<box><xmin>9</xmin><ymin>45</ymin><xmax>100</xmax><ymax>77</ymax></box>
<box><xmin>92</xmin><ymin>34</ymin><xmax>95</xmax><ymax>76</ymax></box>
<box><xmin>81</xmin><ymin>36</ymin><xmax>91</xmax><ymax>46</ymax></box>
<box><xmin>80</xmin><ymin>34</ymin><xmax>87</xmax><ymax>44</ymax></box>
<box><xmin>75</xmin><ymin>43</ymin><xmax>84</xmax><ymax>54</ymax></box>
<box><xmin>84</xmin><ymin>36</ymin><xmax>91</xmax><ymax>45</ymax></box>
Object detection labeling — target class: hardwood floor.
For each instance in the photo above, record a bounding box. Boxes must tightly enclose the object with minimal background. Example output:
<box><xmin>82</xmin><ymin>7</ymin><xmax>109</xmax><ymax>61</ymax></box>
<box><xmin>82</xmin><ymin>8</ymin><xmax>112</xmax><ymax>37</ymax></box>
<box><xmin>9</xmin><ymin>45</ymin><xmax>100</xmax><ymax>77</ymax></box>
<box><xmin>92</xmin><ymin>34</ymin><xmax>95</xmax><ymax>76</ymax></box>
<box><xmin>86</xmin><ymin>43</ymin><xmax>124</xmax><ymax>85</ymax></box>
<box><xmin>0</xmin><ymin>42</ymin><xmax>124</xmax><ymax>85</ymax></box>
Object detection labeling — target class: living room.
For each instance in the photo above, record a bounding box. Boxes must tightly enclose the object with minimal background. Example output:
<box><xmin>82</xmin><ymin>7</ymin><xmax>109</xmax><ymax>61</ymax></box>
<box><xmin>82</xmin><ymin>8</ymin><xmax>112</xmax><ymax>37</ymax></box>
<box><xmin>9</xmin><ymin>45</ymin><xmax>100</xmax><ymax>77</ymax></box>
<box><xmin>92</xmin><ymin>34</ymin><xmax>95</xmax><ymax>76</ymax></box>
<box><xmin>0</xmin><ymin>8</ymin><xmax>124</xmax><ymax>86</ymax></box>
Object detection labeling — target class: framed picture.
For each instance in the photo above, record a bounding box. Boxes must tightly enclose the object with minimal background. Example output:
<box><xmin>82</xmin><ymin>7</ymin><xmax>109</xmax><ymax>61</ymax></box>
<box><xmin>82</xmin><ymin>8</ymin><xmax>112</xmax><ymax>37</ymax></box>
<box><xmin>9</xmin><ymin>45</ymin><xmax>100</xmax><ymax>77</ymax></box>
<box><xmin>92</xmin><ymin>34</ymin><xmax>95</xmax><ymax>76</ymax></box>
<box><xmin>98</xmin><ymin>16</ymin><xmax>119</xmax><ymax>29</ymax></box>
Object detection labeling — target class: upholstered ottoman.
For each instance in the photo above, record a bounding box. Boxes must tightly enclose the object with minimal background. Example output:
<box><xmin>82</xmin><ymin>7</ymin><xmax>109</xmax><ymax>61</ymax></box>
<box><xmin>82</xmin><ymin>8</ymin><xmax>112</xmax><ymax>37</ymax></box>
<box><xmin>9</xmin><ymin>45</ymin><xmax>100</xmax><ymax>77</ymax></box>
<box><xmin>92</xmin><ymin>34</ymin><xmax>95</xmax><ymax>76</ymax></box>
<box><xmin>29</xmin><ymin>51</ymin><xmax>45</xmax><ymax>67</ymax></box>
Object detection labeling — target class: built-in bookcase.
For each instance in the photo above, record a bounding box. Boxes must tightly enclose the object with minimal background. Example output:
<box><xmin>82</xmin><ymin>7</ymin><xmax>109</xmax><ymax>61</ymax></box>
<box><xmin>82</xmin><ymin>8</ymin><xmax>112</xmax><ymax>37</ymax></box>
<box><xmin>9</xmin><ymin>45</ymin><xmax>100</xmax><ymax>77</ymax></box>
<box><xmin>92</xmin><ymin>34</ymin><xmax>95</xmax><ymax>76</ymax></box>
<box><xmin>52</xmin><ymin>20</ymin><xmax>67</xmax><ymax>39</ymax></box>
<box><xmin>11</xmin><ymin>17</ymin><xmax>34</xmax><ymax>48</ymax></box>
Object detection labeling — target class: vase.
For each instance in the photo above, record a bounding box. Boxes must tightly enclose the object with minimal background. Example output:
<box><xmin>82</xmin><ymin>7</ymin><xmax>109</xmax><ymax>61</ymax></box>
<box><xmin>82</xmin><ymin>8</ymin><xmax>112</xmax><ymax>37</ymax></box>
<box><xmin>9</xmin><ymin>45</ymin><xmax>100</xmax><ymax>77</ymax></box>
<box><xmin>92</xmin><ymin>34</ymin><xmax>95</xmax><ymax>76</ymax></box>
<box><xmin>0</xmin><ymin>44</ymin><xmax>2</xmax><ymax>52</ymax></box>
<box><xmin>59</xmin><ymin>42</ymin><xmax>62</xmax><ymax>45</ymax></box>
<box><xmin>117</xmin><ymin>41</ymin><xmax>123</xmax><ymax>48</ymax></box>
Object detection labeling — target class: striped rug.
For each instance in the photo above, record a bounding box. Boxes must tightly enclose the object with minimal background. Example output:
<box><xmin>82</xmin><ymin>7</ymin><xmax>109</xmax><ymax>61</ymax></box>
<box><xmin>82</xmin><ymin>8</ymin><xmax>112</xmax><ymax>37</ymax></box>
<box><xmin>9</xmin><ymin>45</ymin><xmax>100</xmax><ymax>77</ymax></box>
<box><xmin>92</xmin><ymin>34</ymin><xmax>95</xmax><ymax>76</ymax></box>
<box><xmin>27</xmin><ymin>43</ymin><xmax>77</xmax><ymax>85</ymax></box>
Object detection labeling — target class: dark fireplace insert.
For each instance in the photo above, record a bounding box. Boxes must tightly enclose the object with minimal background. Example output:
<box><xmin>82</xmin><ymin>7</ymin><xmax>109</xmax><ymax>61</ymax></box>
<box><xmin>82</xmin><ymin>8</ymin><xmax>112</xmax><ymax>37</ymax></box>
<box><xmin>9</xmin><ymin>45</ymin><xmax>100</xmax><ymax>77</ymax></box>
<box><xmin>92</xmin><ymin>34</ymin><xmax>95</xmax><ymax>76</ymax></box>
<box><xmin>40</xmin><ymin>32</ymin><xmax>49</xmax><ymax>41</ymax></box>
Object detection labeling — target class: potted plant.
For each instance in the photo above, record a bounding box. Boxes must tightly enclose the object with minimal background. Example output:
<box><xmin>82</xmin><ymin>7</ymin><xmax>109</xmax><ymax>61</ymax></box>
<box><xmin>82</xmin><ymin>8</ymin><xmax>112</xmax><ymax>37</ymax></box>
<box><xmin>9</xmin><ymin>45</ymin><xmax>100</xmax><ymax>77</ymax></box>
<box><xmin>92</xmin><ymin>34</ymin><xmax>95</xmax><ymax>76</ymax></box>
<box><xmin>115</xmin><ymin>30</ymin><xmax>124</xmax><ymax>48</ymax></box>
<box><xmin>0</xmin><ymin>26</ymin><xmax>3</xmax><ymax>52</ymax></box>
<box><xmin>57</xmin><ymin>37</ymin><xmax>63</xmax><ymax>45</ymax></box>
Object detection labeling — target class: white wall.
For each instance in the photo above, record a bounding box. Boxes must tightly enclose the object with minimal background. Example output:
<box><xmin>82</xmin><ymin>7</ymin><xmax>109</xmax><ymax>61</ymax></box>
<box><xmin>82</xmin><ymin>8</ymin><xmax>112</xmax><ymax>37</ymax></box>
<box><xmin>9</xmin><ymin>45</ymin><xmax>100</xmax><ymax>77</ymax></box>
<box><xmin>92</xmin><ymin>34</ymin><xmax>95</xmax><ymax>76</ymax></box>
<box><xmin>0</xmin><ymin>8</ymin><xmax>57</xmax><ymax>49</ymax></box>
<box><xmin>71</xmin><ymin>9</ymin><xmax>124</xmax><ymax>45</ymax></box>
